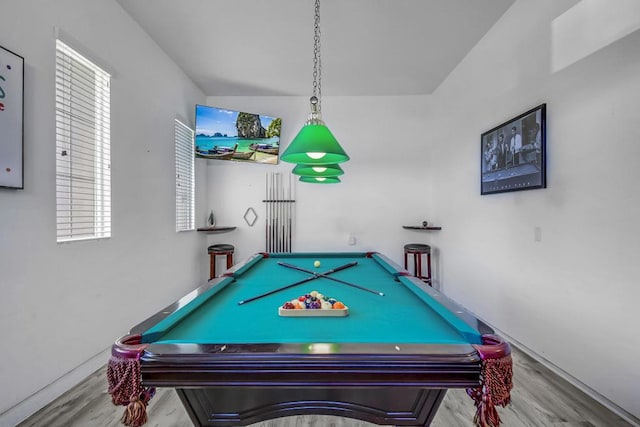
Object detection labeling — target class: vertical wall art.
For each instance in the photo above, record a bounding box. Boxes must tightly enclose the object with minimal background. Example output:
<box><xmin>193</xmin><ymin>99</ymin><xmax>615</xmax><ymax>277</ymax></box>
<box><xmin>0</xmin><ymin>44</ymin><xmax>24</xmax><ymax>189</ymax></box>
<box><xmin>481</xmin><ymin>104</ymin><xmax>546</xmax><ymax>195</ymax></box>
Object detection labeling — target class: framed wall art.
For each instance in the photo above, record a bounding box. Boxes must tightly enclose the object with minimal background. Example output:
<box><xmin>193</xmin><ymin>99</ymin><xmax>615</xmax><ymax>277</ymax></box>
<box><xmin>0</xmin><ymin>44</ymin><xmax>24</xmax><ymax>189</ymax></box>
<box><xmin>481</xmin><ymin>103</ymin><xmax>546</xmax><ymax>195</ymax></box>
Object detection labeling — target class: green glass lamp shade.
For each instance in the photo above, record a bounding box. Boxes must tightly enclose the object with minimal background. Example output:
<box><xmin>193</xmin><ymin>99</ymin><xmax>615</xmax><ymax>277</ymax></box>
<box><xmin>281</xmin><ymin>123</ymin><xmax>350</xmax><ymax>165</ymax></box>
<box><xmin>292</xmin><ymin>163</ymin><xmax>344</xmax><ymax>177</ymax></box>
<box><xmin>299</xmin><ymin>176</ymin><xmax>341</xmax><ymax>184</ymax></box>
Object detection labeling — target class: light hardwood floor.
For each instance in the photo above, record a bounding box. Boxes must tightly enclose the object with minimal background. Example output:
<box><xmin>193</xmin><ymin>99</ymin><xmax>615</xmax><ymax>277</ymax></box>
<box><xmin>18</xmin><ymin>346</ymin><xmax>636</xmax><ymax>427</ymax></box>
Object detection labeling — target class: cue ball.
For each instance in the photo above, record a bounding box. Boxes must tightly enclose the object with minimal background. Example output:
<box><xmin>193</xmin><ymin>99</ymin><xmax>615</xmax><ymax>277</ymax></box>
<box><xmin>314</xmin><ymin>260</ymin><xmax>321</xmax><ymax>268</ymax></box>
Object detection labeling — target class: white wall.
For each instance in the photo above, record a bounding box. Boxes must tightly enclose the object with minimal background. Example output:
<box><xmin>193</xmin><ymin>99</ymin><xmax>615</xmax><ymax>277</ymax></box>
<box><xmin>0</xmin><ymin>1</ymin><xmax>206</xmax><ymax>424</ymax></box>
<box><xmin>429</xmin><ymin>0</ymin><xmax>640</xmax><ymax>421</ymax></box>
<box><xmin>204</xmin><ymin>95</ymin><xmax>437</xmax><ymax>266</ymax></box>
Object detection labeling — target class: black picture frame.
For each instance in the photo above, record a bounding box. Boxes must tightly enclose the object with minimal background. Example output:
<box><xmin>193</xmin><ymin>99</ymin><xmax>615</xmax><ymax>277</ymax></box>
<box><xmin>0</xmin><ymin>44</ymin><xmax>24</xmax><ymax>190</ymax></box>
<box><xmin>481</xmin><ymin>103</ymin><xmax>546</xmax><ymax>195</ymax></box>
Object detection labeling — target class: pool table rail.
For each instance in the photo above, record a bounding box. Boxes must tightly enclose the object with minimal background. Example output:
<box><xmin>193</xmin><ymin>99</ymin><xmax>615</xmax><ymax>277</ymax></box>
<box><xmin>138</xmin><ymin>342</ymin><xmax>484</xmax><ymax>389</ymax></box>
<box><xmin>129</xmin><ymin>275</ymin><xmax>231</xmax><ymax>337</ymax></box>
<box><xmin>401</xmin><ymin>275</ymin><xmax>495</xmax><ymax>337</ymax></box>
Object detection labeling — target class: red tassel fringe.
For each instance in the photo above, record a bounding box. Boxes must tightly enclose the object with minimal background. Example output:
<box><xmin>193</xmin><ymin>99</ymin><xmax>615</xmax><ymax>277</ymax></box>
<box><xmin>107</xmin><ymin>353</ymin><xmax>155</xmax><ymax>427</ymax></box>
<box><xmin>466</xmin><ymin>353</ymin><xmax>513</xmax><ymax>427</ymax></box>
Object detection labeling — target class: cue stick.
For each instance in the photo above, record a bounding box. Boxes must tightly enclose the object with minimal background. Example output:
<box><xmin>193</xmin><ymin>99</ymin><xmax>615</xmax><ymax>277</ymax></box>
<box><xmin>271</xmin><ymin>172</ymin><xmax>275</xmax><ymax>251</ymax></box>
<box><xmin>289</xmin><ymin>173</ymin><xmax>293</xmax><ymax>252</ymax></box>
<box><xmin>271</xmin><ymin>172</ymin><xmax>275</xmax><ymax>252</ymax></box>
<box><xmin>277</xmin><ymin>261</ymin><xmax>385</xmax><ymax>296</ymax></box>
<box><xmin>286</xmin><ymin>173</ymin><xmax>290</xmax><ymax>252</ymax></box>
<box><xmin>282</xmin><ymin>174</ymin><xmax>286</xmax><ymax>252</ymax></box>
<box><xmin>280</xmin><ymin>173</ymin><xmax>285</xmax><ymax>252</ymax></box>
<box><xmin>274</xmin><ymin>172</ymin><xmax>278</xmax><ymax>252</ymax></box>
<box><xmin>269</xmin><ymin>172</ymin><xmax>273</xmax><ymax>252</ymax></box>
<box><xmin>288</xmin><ymin>173</ymin><xmax>292</xmax><ymax>252</ymax></box>
<box><xmin>277</xmin><ymin>172</ymin><xmax>281</xmax><ymax>252</ymax></box>
<box><xmin>282</xmin><ymin>174</ymin><xmax>286</xmax><ymax>253</ymax></box>
<box><xmin>282</xmin><ymin>177</ymin><xmax>289</xmax><ymax>252</ymax></box>
<box><xmin>274</xmin><ymin>172</ymin><xmax>277</xmax><ymax>251</ymax></box>
<box><xmin>278</xmin><ymin>174</ymin><xmax>284</xmax><ymax>252</ymax></box>
<box><xmin>267</xmin><ymin>172</ymin><xmax>271</xmax><ymax>252</ymax></box>
<box><xmin>283</xmin><ymin>174</ymin><xmax>286</xmax><ymax>252</ymax></box>
<box><xmin>283</xmin><ymin>172</ymin><xmax>287</xmax><ymax>253</ymax></box>
<box><xmin>274</xmin><ymin>172</ymin><xmax>278</xmax><ymax>251</ymax></box>
<box><xmin>276</xmin><ymin>172</ymin><xmax>280</xmax><ymax>252</ymax></box>
<box><xmin>278</xmin><ymin>172</ymin><xmax>282</xmax><ymax>252</ymax></box>
<box><xmin>238</xmin><ymin>261</ymin><xmax>359</xmax><ymax>305</ymax></box>
<box><xmin>265</xmin><ymin>173</ymin><xmax>269</xmax><ymax>251</ymax></box>
<box><xmin>267</xmin><ymin>172</ymin><xmax>273</xmax><ymax>252</ymax></box>
<box><xmin>272</xmin><ymin>173</ymin><xmax>275</xmax><ymax>251</ymax></box>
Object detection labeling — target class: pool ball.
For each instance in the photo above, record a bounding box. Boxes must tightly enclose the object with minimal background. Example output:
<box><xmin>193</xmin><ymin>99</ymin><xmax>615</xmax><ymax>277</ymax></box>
<box><xmin>314</xmin><ymin>260</ymin><xmax>321</xmax><ymax>268</ymax></box>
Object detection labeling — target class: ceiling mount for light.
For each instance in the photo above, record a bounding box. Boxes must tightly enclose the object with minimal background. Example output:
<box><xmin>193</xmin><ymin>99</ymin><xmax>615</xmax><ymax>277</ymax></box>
<box><xmin>281</xmin><ymin>0</ymin><xmax>350</xmax><ymax>173</ymax></box>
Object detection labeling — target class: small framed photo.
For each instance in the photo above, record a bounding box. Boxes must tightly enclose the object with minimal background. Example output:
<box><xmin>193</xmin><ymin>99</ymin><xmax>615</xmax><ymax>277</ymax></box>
<box><xmin>0</xmin><ymin>44</ymin><xmax>24</xmax><ymax>189</ymax></box>
<box><xmin>481</xmin><ymin>104</ymin><xmax>546</xmax><ymax>195</ymax></box>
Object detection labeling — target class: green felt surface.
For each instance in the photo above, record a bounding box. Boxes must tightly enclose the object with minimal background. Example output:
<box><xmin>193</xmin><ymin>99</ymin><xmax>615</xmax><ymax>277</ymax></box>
<box><xmin>142</xmin><ymin>253</ymin><xmax>481</xmax><ymax>346</ymax></box>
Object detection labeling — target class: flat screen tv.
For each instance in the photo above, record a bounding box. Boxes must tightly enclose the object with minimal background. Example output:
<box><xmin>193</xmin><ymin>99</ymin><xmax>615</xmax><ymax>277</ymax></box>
<box><xmin>195</xmin><ymin>104</ymin><xmax>281</xmax><ymax>164</ymax></box>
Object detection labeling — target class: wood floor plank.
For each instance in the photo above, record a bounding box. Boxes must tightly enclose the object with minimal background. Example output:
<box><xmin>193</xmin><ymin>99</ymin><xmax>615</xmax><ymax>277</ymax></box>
<box><xmin>17</xmin><ymin>346</ymin><xmax>635</xmax><ymax>427</ymax></box>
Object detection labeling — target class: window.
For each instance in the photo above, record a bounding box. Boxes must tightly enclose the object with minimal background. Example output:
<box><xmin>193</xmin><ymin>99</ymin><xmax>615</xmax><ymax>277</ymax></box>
<box><xmin>55</xmin><ymin>40</ymin><xmax>111</xmax><ymax>242</ymax></box>
<box><xmin>175</xmin><ymin>119</ymin><xmax>195</xmax><ymax>231</ymax></box>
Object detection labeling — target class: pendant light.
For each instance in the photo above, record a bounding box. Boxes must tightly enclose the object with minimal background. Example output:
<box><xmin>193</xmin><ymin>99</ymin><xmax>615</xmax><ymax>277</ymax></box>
<box><xmin>292</xmin><ymin>163</ymin><xmax>344</xmax><ymax>178</ymax></box>
<box><xmin>281</xmin><ymin>0</ymin><xmax>350</xmax><ymax>169</ymax></box>
<box><xmin>299</xmin><ymin>176</ymin><xmax>342</xmax><ymax>184</ymax></box>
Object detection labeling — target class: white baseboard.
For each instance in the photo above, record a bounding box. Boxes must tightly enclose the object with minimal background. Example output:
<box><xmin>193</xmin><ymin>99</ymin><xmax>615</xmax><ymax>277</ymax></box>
<box><xmin>0</xmin><ymin>346</ymin><xmax>111</xmax><ymax>427</ymax></box>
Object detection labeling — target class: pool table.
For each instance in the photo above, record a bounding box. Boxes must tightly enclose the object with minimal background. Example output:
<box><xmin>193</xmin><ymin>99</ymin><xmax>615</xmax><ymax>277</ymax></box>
<box><xmin>111</xmin><ymin>252</ymin><xmax>511</xmax><ymax>427</ymax></box>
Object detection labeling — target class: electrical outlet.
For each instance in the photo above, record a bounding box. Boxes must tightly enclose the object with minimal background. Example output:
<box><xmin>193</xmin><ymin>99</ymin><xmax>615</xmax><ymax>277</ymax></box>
<box><xmin>534</xmin><ymin>226</ymin><xmax>542</xmax><ymax>242</ymax></box>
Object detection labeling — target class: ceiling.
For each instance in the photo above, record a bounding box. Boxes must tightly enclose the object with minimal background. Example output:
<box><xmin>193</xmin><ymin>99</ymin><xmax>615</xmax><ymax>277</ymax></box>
<box><xmin>116</xmin><ymin>0</ymin><xmax>515</xmax><ymax>97</ymax></box>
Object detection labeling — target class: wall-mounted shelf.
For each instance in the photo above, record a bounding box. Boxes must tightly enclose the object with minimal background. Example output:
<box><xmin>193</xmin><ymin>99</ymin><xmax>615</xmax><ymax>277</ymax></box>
<box><xmin>402</xmin><ymin>225</ymin><xmax>442</xmax><ymax>231</ymax></box>
<box><xmin>197</xmin><ymin>226</ymin><xmax>237</xmax><ymax>234</ymax></box>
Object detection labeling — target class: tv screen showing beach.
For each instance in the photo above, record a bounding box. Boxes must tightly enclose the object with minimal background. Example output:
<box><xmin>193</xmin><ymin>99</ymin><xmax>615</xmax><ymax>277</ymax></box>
<box><xmin>195</xmin><ymin>105</ymin><xmax>281</xmax><ymax>164</ymax></box>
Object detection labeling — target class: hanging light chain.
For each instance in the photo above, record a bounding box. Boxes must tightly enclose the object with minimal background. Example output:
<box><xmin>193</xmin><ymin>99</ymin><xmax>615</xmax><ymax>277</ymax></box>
<box><xmin>312</xmin><ymin>0</ymin><xmax>322</xmax><ymax>111</ymax></box>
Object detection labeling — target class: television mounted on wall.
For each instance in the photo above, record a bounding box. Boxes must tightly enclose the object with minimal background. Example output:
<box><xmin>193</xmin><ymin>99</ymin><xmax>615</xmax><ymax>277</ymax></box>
<box><xmin>195</xmin><ymin>104</ymin><xmax>281</xmax><ymax>164</ymax></box>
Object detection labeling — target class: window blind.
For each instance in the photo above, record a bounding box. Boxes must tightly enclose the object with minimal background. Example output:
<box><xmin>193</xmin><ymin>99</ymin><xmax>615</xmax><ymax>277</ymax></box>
<box><xmin>175</xmin><ymin>119</ymin><xmax>195</xmax><ymax>231</ymax></box>
<box><xmin>55</xmin><ymin>39</ymin><xmax>111</xmax><ymax>242</ymax></box>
